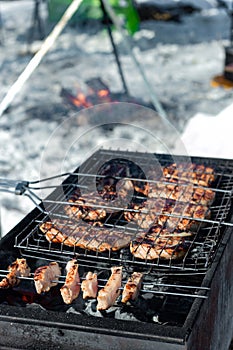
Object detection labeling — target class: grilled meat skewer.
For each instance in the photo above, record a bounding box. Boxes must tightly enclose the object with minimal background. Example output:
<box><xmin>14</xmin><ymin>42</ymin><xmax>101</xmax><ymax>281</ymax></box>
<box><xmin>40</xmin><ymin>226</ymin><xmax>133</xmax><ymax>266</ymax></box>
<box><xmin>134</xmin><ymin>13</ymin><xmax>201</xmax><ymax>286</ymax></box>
<box><xmin>81</xmin><ymin>271</ymin><xmax>98</xmax><ymax>299</ymax></box>
<box><xmin>34</xmin><ymin>262</ymin><xmax>61</xmax><ymax>294</ymax></box>
<box><xmin>60</xmin><ymin>259</ymin><xmax>80</xmax><ymax>304</ymax></box>
<box><xmin>0</xmin><ymin>258</ymin><xmax>30</xmax><ymax>289</ymax></box>
<box><xmin>97</xmin><ymin>266</ymin><xmax>122</xmax><ymax>311</ymax></box>
<box><xmin>121</xmin><ymin>272</ymin><xmax>143</xmax><ymax>303</ymax></box>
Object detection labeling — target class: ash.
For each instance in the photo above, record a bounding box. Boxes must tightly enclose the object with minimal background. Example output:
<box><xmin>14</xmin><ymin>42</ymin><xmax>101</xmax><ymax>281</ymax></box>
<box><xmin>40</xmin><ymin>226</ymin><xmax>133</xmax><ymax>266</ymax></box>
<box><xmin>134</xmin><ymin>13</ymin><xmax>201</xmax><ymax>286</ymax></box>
<box><xmin>0</xmin><ymin>0</ymin><xmax>233</xmax><ymax>235</ymax></box>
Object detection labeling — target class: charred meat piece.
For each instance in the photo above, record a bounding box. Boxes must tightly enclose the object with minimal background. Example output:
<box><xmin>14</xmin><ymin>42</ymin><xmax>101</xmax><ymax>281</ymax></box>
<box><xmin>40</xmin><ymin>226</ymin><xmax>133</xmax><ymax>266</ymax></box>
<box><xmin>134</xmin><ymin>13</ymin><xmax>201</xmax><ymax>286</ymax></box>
<box><xmin>121</xmin><ymin>272</ymin><xmax>143</xmax><ymax>303</ymax></box>
<box><xmin>64</xmin><ymin>191</ymin><xmax>107</xmax><ymax>221</ymax></box>
<box><xmin>163</xmin><ymin>163</ymin><xmax>215</xmax><ymax>187</ymax></box>
<box><xmin>124</xmin><ymin>198</ymin><xmax>166</xmax><ymax>228</ymax></box>
<box><xmin>149</xmin><ymin>182</ymin><xmax>215</xmax><ymax>206</ymax></box>
<box><xmin>130</xmin><ymin>226</ymin><xmax>192</xmax><ymax>260</ymax></box>
<box><xmin>96</xmin><ymin>159</ymin><xmax>149</xmax><ymax>199</ymax></box>
<box><xmin>191</xmin><ymin>187</ymin><xmax>215</xmax><ymax>205</ymax></box>
<box><xmin>0</xmin><ymin>258</ymin><xmax>30</xmax><ymax>289</ymax></box>
<box><xmin>60</xmin><ymin>259</ymin><xmax>80</xmax><ymax>304</ymax></box>
<box><xmin>34</xmin><ymin>262</ymin><xmax>61</xmax><ymax>294</ymax></box>
<box><xmin>133</xmin><ymin>180</ymin><xmax>149</xmax><ymax>197</ymax></box>
<box><xmin>97</xmin><ymin>266</ymin><xmax>122</xmax><ymax>311</ymax></box>
<box><xmin>162</xmin><ymin>201</ymin><xmax>210</xmax><ymax>231</ymax></box>
<box><xmin>40</xmin><ymin>219</ymin><xmax>134</xmax><ymax>252</ymax></box>
<box><xmin>81</xmin><ymin>271</ymin><xmax>98</xmax><ymax>299</ymax></box>
<box><xmin>125</xmin><ymin>198</ymin><xmax>210</xmax><ymax>231</ymax></box>
<box><xmin>98</xmin><ymin>178</ymin><xmax>134</xmax><ymax>201</ymax></box>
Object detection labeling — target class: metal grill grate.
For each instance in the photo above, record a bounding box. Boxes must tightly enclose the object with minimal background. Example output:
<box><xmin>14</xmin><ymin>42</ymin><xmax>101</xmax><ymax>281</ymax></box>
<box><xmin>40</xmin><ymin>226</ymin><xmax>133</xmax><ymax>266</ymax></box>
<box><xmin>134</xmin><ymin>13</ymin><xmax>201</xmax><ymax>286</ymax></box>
<box><xmin>14</xmin><ymin>149</ymin><xmax>233</xmax><ymax>274</ymax></box>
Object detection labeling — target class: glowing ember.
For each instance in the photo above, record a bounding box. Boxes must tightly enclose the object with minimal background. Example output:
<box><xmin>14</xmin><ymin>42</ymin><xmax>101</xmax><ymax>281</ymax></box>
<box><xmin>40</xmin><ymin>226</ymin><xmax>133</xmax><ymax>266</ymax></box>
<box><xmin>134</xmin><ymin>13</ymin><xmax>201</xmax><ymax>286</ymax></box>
<box><xmin>73</xmin><ymin>93</ymin><xmax>92</xmax><ymax>108</ymax></box>
<box><xmin>98</xmin><ymin>89</ymin><xmax>109</xmax><ymax>97</ymax></box>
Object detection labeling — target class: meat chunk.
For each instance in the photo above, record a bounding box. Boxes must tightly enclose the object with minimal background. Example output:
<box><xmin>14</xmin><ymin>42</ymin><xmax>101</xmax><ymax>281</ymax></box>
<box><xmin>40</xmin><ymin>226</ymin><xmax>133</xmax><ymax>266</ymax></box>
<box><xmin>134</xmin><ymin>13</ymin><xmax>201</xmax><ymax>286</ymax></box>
<box><xmin>125</xmin><ymin>198</ymin><xmax>210</xmax><ymax>231</ymax></box>
<box><xmin>130</xmin><ymin>226</ymin><xmax>192</xmax><ymax>260</ymax></box>
<box><xmin>149</xmin><ymin>182</ymin><xmax>215</xmax><ymax>206</ymax></box>
<box><xmin>121</xmin><ymin>272</ymin><xmax>143</xmax><ymax>303</ymax></box>
<box><xmin>124</xmin><ymin>198</ymin><xmax>165</xmax><ymax>228</ymax></box>
<box><xmin>81</xmin><ymin>271</ymin><xmax>98</xmax><ymax>299</ymax></box>
<box><xmin>0</xmin><ymin>258</ymin><xmax>30</xmax><ymax>289</ymax></box>
<box><xmin>34</xmin><ymin>262</ymin><xmax>61</xmax><ymax>294</ymax></box>
<box><xmin>60</xmin><ymin>259</ymin><xmax>80</xmax><ymax>304</ymax></box>
<box><xmin>40</xmin><ymin>219</ymin><xmax>133</xmax><ymax>252</ymax></box>
<box><xmin>163</xmin><ymin>163</ymin><xmax>215</xmax><ymax>187</ymax></box>
<box><xmin>99</xmin><ymin>178</ymin><xmax>134</xmax><ymax>201</ymax></box>
<box><xmin>64</xmin><ymin>191</ymin><xmax>107</xmax><ymax>221</ymax></box>
<box><xmin>97</xmin><ymin>266</ymin><xmax>122</xmax><ymax>310</ymax></box>
<box><xmin>162</xmin><ymin>201</ymin><xmax>210</xmax><ymax>231</ymax></box>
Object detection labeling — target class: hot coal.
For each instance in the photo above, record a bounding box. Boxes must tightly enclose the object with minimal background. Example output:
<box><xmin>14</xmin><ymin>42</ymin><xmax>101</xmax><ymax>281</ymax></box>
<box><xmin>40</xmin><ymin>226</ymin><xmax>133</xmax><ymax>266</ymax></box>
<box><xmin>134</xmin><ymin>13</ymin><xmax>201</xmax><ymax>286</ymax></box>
<box><xmin>61</xmin><ymin>77</ymin><xmax>154</xmax><ymax>113</ymax></box>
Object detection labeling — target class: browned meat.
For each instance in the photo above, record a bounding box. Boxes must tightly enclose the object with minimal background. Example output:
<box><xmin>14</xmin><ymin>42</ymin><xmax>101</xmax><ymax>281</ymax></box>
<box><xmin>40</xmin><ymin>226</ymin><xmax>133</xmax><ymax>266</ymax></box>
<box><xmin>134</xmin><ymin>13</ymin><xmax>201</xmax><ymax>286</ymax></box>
<box><xmin>125</xmin><ymin>198</ymin><xmax>210</xmax><ymax>231</ymax></box>
<box><xmin>191</xmin><ymin>187</ymin><xmax>215</xmax><ymax>205</ymax></box>
<box><xmin>81</xmin><ymin>271</ymin><xmax>98</xmax><ymax>299</ymax></box>
<box><xmin>34</xmin><ymin>262</ymin><xmax>61</xmax><ymax>294</ymax></box>
<box><xmin>130</xmin><ymin>226</ymin><xmax>192</xmax><ymax>260</ymax></box>
<box><xmin>121</xmin><ymin>272</ymin><xmax>143</xmax><ymax>303</ymax></box>
<box><xmin>64</xmin><ymin>191</ymin><xmax>107</xmax><ymax>221</ymax></box>
<box><xmin>0</xmin><ymin>258</ymin><xmax>30</xmax><ymax>289</ymax></box>
<box><xmin>149</xmin><ymin>182</ymin><xmax>215</xmax><ymax>206</ymax></box>
<box><xmin>124</xmin><ymin>198</ymin><xmax>166</xmax><ymax>228</ymax></box>
<box><xmin>163</xmin><ymin>163</ymin><xmax>215</xmax><ymax>187</ymax></box>
<box><xmin>133</xmin><ymin>181</ymin><xmax>149</xmax><ymax>197</ymax></box>
<box><xmin>99</xmin><ymin>179</ymin><xmax>134</xmax><ymax>200</ymax></box>
<box><xmin>97</xmin><ymin>266</ymin><xmax>122</xmax><ymax>310</ymax></box>
<box><xmin>60</xmin><ymin>259</ymin><xmax>80</xmax><ymax>304</ymax></box>
<box><xmin>162</xmin><ymin>201</ymin><xmax>210</xmax><ymax>231</ymax></box>
<box><xmin>40</xmin><ymin>220</ymin><xmax>134</xmax><ymax>252</ymax></box>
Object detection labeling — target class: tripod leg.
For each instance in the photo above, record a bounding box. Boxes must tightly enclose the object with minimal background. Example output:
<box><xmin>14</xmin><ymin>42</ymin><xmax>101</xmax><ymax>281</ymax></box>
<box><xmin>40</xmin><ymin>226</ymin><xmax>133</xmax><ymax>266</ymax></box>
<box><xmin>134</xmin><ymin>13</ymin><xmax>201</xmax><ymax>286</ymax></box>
<box><xmin>27</xmin><ymin>0</ymin><xmax>45</xmax><ymax>45</ymax></box>
<box><xmin>0</xmin><ymin>8</ymin><xmax>4</xmax><ymax>45</ymax></box>
<box><xmin>35</xmin><ymin>0</ymin><xmax>45</xmax><ymax>40</ymax></box>
<box><xmin>100</xmin><ymin>0</ymin><xmax>129</xmax><ymax>95</ymax></box>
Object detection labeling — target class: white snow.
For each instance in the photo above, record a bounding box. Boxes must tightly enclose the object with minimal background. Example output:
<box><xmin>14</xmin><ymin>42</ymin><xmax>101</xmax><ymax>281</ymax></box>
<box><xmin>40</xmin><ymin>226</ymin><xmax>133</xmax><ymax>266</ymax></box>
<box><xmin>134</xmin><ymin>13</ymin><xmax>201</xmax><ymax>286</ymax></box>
<box><xmin>174</xmin><ymin>102</ymin><xmax>233</xmax><ymax>158</ymax></box>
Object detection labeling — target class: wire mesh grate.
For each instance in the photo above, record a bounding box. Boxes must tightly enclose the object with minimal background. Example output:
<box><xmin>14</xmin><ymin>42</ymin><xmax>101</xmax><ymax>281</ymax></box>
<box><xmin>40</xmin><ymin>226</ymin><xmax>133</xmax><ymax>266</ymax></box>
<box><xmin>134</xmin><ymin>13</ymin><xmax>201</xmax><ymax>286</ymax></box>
<box><xmin>14</xmin><ymin>149</ymin><xmax>233</xmax><ymax>273</ymax></box>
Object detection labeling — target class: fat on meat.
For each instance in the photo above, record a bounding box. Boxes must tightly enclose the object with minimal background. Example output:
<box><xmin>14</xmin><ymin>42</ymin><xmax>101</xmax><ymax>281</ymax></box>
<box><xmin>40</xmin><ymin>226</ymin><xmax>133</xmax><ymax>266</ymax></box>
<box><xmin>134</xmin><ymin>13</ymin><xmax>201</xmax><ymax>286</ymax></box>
<box><xmin>60</xmin><ymin>259</ymin><xmax>80</xmax><ymax>304</ymax></box>
<box><xmin>81</xmin><ymin>271</ymin><xmax>98</xmax><ymax>299</ymax></box>
<box><xmin>121</xmin><ymin>272</ymin><xmax>143</xmax><ymax>303</ymax></box>
<box><xmin>97</xmin><ymin>266</ymin><xmax>122</xmax><ymax>311</ymax></box>
<box><xmin>34</xmin><ymin>261</ymin><xmax>61</xmax><ymax>294</ymax></box>
<box><xmin>0</xmin><ymin>258</ymin><xmax>30</xmax><ymax>289</ymax></box>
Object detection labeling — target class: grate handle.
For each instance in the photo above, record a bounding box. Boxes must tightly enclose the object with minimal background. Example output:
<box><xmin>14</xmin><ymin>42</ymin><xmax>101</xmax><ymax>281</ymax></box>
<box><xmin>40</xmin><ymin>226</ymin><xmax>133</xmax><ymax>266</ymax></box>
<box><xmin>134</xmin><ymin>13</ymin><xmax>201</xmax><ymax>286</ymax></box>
<box><xmin>0</xmin><ymin>179</ymin><xmax>29</xmax><ymax>195</ymax></box>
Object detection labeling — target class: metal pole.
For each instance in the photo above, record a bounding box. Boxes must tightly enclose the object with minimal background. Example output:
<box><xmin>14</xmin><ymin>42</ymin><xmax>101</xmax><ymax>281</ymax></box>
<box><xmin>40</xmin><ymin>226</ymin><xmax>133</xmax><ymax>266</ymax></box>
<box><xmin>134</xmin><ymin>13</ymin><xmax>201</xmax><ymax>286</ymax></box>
<box><xmin>28</xmin><ymin>0</ymin><xmax>45</xmax><ymax>44</ymax></box>
<box><xmin>0</xmin><ymin>6</ymin><xmax>4</xmax><ymax>46</ymax></box>
<box><xmin>231</xmin><ymin>0</ymin><xmax>233</xmax><ymax>45</ymax></box>
<box><xmin>100</xmin><ymin>0</ymin><xmax>129</xmax><ymax>95</ymax></box>
<box><xmin>101</xmin><ymin>0</ymin><xmax>168</xmax><ymax>121</ymax></box>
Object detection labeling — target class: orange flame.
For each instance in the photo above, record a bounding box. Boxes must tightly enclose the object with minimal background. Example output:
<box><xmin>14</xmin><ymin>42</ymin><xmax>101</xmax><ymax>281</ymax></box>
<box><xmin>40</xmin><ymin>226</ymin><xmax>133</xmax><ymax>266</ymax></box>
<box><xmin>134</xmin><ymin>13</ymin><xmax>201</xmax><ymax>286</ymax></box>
<box><xmin>73</xmin><ymin>92</ymin><xmax>93</xmax><ymax>108</ymax></box>
<box><xmin>98</xmin><ymin>89</ymin><xmax>109</xmax><ymax>97</ymax></box>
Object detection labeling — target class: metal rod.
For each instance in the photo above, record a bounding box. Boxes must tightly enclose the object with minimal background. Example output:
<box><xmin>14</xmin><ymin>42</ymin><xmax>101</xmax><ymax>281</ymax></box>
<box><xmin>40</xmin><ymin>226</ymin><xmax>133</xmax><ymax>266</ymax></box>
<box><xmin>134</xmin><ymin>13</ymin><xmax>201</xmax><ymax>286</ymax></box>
<box><xmin>0</xmin><ymin>6</ymin><xmax>4</xmax><ymax>46</ymax></box>
<box><xmin>41</xmin><ymin>196</ymin><xmax>233</xmax><ymax>227</ymax></box>
<box><xmin>100</xmin><ymin>0</ymin><xmax>129</xmax><ymax>94</ymax></box>
<box><xmin>0</xmin><ymin>272</ymin><xmax>208</xmax><ymax>299</ymax></box>
<box><xmin>101</xmin><ymin>0</ymin><xmax>168</xmax><ymax>120</ymax></box>
<box><xmin>27</xmin><ymin>0</ymin><xmax>45</xmax><ymax>45</ymax></box>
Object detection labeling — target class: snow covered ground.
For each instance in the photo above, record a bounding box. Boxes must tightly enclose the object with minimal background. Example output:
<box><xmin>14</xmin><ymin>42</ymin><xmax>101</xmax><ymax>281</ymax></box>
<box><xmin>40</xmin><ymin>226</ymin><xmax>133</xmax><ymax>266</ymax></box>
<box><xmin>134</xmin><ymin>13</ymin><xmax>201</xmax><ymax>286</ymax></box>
<box><xmin>0</xmin><ymin>0</ymin><xmax>233</xmax><ymax>235</ymax></box>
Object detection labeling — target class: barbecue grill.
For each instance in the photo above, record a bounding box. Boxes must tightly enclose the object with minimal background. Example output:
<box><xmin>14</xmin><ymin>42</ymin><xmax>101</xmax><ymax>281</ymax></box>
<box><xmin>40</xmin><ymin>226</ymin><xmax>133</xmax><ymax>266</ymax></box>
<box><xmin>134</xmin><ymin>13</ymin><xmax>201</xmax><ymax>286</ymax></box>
<box><xmin>0</xmin><ymin>148</ymin><xmax>232</xmax><ymax>350</ymax></box>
